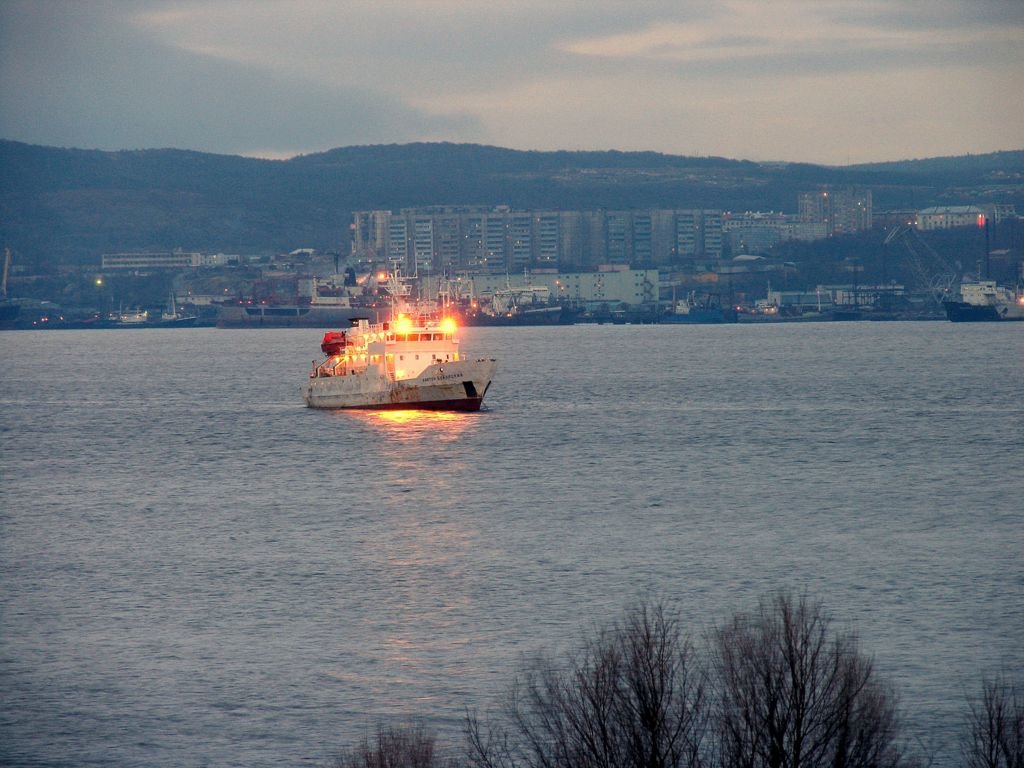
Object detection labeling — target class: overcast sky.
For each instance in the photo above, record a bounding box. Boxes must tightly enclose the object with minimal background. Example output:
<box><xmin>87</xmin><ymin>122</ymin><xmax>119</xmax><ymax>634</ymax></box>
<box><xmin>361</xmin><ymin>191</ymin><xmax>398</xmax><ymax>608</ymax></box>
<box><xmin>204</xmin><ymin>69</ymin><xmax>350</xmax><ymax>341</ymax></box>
<box><xmin>1</xmin><ymin>0</ymin><xmax>1021</xmax><ymax>165</ymax></box>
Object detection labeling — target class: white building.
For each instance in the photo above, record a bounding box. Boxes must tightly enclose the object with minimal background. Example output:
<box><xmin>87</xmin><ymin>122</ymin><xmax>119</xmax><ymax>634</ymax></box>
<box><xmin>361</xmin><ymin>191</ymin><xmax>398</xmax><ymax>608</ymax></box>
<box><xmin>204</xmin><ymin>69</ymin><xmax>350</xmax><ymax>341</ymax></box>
<box><xmin>457</xmin><ymin>268</ymin><xmax>659</xmax><ymax>307</ymax></box>
<box><xmin>100</xmin><ymin>251</ymin><xmax>236</xmax><ymax>270</ymax></box>
<box><xmin>916</xmin><ymin>206</ymin><xmax>986</xmax><ymax>230</ymax></box>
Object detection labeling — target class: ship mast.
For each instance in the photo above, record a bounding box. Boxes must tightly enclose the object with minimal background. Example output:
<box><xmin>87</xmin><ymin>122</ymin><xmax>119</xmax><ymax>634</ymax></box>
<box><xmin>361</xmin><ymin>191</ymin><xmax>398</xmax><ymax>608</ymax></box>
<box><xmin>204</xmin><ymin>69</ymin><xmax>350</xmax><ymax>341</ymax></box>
<box><xmin>1</xmin><ymin>247</ymin><xmax>10</xmax><ymax>299</ymax></box>
<box><xmin>385</xmin><ymin>266</ymin><xmax>412</xmax><ymax>321</ymax></box>
<box><xmin>984</xmin><ymin>217</ymin><xmax>990</xmax><ymax>281</ymax></box>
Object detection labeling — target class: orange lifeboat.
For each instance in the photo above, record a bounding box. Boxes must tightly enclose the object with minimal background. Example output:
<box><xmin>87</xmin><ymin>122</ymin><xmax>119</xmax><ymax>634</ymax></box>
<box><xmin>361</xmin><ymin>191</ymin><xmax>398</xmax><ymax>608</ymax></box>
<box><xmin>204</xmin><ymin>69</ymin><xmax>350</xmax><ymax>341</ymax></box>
<box><xmin>320</xmin><ymin>331</ymin><xmax>347</xmax><ymax>356</ymax></box>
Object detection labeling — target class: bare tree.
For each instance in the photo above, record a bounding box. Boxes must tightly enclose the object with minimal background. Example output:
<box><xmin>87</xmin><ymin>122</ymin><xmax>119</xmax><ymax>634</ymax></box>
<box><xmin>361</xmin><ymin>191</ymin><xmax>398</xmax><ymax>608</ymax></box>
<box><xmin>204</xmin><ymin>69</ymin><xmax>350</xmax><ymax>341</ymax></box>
<box><xmin>466</xmin><ymin>600</ymin><xmax>710</xmax><ymax>768</ymax></box>
<box><xmin>962</xmin><ymin>675</ymin><xmax>1024</xmax><ymax>768</ymax></box>
<box><xmin>333</xmin><ymin>723</ymin><xmax>447</xmax><ymax>768</ymax></box>
<box><xmin>712</xmin><ymin>591</ymin><xmax>905</xmax><ymax>768</ymax></box>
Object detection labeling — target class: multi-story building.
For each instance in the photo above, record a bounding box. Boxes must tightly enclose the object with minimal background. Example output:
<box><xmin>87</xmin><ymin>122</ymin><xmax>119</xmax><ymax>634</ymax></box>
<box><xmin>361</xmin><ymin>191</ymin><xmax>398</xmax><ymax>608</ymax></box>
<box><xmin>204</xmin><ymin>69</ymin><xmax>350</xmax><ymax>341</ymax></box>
<box><xmin>386</xmin><ymin>216</ymin><xmax>408</xmax><ymax>266</ymax></box>
<box><xmin>509</xmin><ymin>212</ymin><xmax>532</xmax><ymax>272</ymax></box>
<box><xmin>702</xmin><ymin>211</ymin><xmax>724</xmax><ymax>258</ymax></box>
<box><xmin>535</xmin><ymin>211</ymin><xmax>560</xmax><ymax>266</ymax></box>
<box><xmin>632</xmin><ymin>213</ymin><xmax>653</xmax><ymax>265</ymax></box>
<box><xmin>411</xmin><ymin>215</ymin><xmax>435</xmax><ymax>275</ymax></box>
<box><xmin>351</xmin><ymin>206</ymin><xmax>801</xmax><ymax>274</ymax></box>
<box><xmin>798</xmin><ymin>187</ymin><xmax>873</xmax><ymax>235</ymax></box>
<box><xmin>675</xmin><ymin>210</ymin><xmax>698</xmax><ymax>259</ymax></box>
<box><xmin>915</xmin><ymin>205</ymin><xmax>987</xmax><ymax>230</ymax></box>
<box><xmin>100</xmin><ymin>251</ymin><xmax>232</xmax><ymax>270</ymax></box>
<box><xmin>605</xmin><ymin>212</ymin><xmax>629</xmax><ymax>265</ymax></box>
<box><xmin>463</xmin><ymin>213</ymin><xmax>486</xmax><ymax>270</ymax></box>
<box><xmin>723</xmin><ymin>212</ymin><xmax>828</xmax><ymax>254</ymax></box>
<box><xmin>468</xmin><ymin>267</ymin><xmax>659</xmax><ymax>308</ymax></box>
<box><xmin>351</xmin><ymin>210</ymin><xmax>390</xmax><ymax>260</ymax></box>
<box><xmin>483</xmin><ymin>209</ymin><xmax>508</xmax><ymax>273</ymax></box>
<box><xmin>670</xmin><ymin>209</ymin><xmax>723</xmax><ymax>261</ymax></box>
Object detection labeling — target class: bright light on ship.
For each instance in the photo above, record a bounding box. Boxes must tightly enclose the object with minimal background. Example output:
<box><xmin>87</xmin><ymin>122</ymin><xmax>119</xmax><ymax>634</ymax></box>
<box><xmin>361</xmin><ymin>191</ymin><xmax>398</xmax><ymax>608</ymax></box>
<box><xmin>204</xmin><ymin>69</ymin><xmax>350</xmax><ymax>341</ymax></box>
<box><xmin>394</xmin><ymin>314</ymin><xmax>413</xmax><ymax>334</ymax></box>
<box><xmin>440</xmin><ymin>317</ymin><xmax>457</xmax><ymax>335</ymax></box>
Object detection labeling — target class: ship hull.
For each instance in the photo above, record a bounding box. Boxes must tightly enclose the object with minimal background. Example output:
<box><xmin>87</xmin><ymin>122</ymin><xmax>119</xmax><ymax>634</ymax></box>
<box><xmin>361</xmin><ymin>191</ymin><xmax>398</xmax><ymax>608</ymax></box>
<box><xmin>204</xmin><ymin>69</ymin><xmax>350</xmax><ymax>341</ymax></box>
<box><xmin>660</xmin><ymin>309</ymin><xmax>726</xmax><ymax>324</ymax></box>
<box><xmin>304</xmin><ymin>359</ymin><xmax>497</xmax><ymax>411</ymax></box>
<box><xmin>154</xmin><ymin>315</ymin><xmax>199</xmax><ymax>328</ymax></box>
<box><xmin>218</xmin><ymin>304</ymin><xmax>380</xmax><ymax>328</ymax></box>
<box><xmin>943</xmin><ymin>300</ymin><xmax>1024</xmax><ymax>322</ymax></box>
<box><xmin>943</xmin><ymin>281</ymin><xmax>1024</xmax><ymax>322</ymax></box>
<box><xmin>461</xmin><ymin>305</ymin><xmax>574</xmax><ymax>326</ymax></box>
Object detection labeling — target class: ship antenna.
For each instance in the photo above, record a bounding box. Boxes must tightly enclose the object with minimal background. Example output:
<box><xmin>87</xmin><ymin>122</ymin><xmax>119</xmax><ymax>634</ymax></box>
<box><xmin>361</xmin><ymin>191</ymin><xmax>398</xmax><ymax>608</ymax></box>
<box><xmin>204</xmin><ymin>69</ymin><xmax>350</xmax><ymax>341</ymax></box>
<box><xmin>1</xmin><ymin>247</ymin><xmax>10</xmax><ymax>299</ymax></box>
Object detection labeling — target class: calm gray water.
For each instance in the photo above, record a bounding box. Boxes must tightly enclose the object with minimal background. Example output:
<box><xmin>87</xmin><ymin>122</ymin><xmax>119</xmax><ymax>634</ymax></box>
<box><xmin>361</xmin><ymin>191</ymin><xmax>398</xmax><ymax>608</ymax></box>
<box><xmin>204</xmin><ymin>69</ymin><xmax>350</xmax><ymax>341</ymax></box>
<box><xmin>1</xmin><ymin>322</ymin><xmax>1022</xmax><ymax>767</ymax></box>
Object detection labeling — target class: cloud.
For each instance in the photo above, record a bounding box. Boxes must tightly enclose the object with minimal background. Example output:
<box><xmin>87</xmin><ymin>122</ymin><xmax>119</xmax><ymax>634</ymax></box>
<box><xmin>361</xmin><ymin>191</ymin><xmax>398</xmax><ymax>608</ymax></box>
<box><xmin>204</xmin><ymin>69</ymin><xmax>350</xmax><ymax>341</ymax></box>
<box><xmin>558</xmin><ymin>1</ymin><xmax>1023</xmax><ymax>75</ymax></box>
<box><xmin>0</xmin><ymin>0</ymin><xmax>480</xmax><ymax>155</ymax></box>
<box><xmin>1</xmin><ymin>0</ymin><xmax>1022</xmax><ymax>163</ymax></box>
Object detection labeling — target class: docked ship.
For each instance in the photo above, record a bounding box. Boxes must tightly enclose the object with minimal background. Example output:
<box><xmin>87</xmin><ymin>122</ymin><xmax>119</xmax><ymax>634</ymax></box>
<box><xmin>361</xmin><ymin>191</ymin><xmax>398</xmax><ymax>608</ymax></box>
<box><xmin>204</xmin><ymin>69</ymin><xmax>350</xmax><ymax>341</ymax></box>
<box><xmin>109</xmin><ymin>307</ymin><xmax>150</xmax><ymax>326</ymax></box>
<box><xmin>943</xmin><ymin>280</ymin><xmax>1024</xmax><ymax>322</ymax></box>
<box><xmin>660</xmin><ymin>290</ymin><xmax>729</xmax><ymax>324</ymax></box>
<box><xmin>462</xmin><ymin>282</ymin><xmax>574</xmax><ymax>326</ymax></box>
<box><xmin>462</xmin><ymin>301</ymin><xmax>570</xmax><ymax>326</ymax></box>
<box><xmin>303</xmin><ymin>276</ymin><xmax>497</xmax><ymax>411</ymax></box>
<box><xmin>217</xmin><ymin>277</ymin><xmax>382</xmax><ymax>328</ymax></box>
<box><xmin>218</xmin><ymin>300</ymin><xmax>381</xmax><ymax>328</ymax></box>
<box><xmin>155</xmin><ymin>293</ymin><xmax>198</xmax><ymax>327</ymax></box>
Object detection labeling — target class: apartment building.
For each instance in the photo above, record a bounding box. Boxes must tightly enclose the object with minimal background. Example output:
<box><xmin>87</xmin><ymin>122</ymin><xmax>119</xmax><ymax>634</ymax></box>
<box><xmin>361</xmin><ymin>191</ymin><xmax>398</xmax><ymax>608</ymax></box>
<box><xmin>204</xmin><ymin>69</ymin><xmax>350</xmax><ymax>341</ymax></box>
<box><xmin>351</xmin><ymin>207</ymin><xmax>727</xmax><ymax>274</ymax></box>
<box><xmin>798</xmin><ymin>187</ymin><xmax>873</xmax><ymax>235</ymax></box>
<box><xmin>723</xmin><ymin>212</ymin><xmax>828</xmax><ymax>254</ymax></box>
<box><xmin>468</xmin><ymin>267</ymin><xmax>659</xmax><ymax>307</ymax></box>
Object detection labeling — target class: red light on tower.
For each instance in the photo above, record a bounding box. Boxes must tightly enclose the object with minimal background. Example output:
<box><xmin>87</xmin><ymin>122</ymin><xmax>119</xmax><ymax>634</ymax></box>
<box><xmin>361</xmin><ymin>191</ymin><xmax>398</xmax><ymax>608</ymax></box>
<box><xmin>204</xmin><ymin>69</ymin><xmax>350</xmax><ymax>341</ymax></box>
<box><xmin>977</xmin><ymin>214</ymin><xmax>986</xmax><ymax>227</ymax></box>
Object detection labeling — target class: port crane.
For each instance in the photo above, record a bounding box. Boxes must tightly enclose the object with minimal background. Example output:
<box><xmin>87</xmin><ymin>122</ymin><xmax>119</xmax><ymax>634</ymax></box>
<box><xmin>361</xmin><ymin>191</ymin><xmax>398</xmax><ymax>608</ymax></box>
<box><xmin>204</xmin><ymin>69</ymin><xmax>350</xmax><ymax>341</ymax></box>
<box><xmin>883</xmin><ymin>225</ymin><xmax>958</xmax><ymax>310</ymax></box>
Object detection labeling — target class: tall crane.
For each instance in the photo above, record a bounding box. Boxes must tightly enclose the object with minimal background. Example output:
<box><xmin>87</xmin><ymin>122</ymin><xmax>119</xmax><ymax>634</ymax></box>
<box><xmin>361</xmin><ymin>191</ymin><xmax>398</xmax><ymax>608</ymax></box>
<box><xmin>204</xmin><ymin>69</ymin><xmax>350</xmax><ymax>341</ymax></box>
<box><xmin>883</xmin><ymin>226</ymin><xmax>959</xmax><ymax>310</ymax></box>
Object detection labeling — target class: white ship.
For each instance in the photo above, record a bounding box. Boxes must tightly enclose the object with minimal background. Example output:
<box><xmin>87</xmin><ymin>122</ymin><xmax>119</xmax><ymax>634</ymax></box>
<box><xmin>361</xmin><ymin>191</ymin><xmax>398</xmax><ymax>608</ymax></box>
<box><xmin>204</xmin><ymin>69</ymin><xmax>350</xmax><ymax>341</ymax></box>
<box><xmin>109</xmin><ymin>307</ymin><xmax>149</xmax><ymax>325</ymax></box>
<box><xmin>303</xmin><ymin>275</ymin><xmax>497</xmax><ymax>411</ymax></box>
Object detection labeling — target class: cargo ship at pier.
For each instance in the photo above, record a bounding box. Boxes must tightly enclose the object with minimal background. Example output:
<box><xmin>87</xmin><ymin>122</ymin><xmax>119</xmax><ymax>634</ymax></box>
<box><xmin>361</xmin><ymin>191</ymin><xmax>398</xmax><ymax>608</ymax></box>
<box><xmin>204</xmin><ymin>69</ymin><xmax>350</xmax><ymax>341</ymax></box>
<box><xmin>943</xmin><ymin>280</ymin><xmax>1024</xmax><ymax>322</ymax></box>
<box><xmin>218</xmin><ymin>277</ymin><xmax>383</xmax><ymax>328</ymax></box>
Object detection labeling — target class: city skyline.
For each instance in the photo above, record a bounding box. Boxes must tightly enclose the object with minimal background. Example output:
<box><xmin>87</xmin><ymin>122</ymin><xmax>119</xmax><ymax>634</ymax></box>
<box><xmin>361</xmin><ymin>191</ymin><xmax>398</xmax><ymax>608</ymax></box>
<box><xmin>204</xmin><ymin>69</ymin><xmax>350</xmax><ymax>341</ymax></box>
<box><xmin>1</xmin><ymin>0</ymin><xmax>1022</xmax><ymax>166</ymax></box>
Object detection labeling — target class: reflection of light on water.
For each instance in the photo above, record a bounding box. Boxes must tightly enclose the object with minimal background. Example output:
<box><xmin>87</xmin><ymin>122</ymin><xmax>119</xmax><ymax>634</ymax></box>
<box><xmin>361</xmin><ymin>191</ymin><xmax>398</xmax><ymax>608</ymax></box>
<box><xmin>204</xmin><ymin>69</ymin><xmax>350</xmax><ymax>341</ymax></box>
<box><xmin>322</xmin><ymin>407</ymin><xmax>482</xmax><ymax>690</ymax></box>
<box><xmin>331</xmin><ymin>471</ymin><xmax>480</xmax><ymax>707</ymax></box>
<box><xmin>377</xmin><ymin>409</ymin><xmax>462</xmax><ymax>426</ymax></box>
<box><xmin>351</xmin><ymin>409</ymin><xmax>476</xmax><ymax>443</ymax></box>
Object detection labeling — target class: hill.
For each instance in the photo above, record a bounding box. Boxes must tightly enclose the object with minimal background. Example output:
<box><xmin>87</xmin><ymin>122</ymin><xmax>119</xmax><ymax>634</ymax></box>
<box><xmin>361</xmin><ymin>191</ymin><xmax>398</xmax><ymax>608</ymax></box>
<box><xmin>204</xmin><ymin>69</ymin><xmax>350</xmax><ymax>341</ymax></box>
<box><xmin>847</xmin><ymin>150</ymin><xmax>1024</xmax><ymax>177</ymax></box>
<box><xmin>2</xmin><ymin>140</ymin><xmax>1022</xmax><ymax>269</ymax></box>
